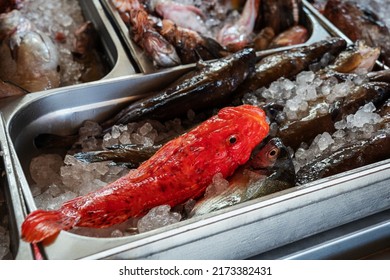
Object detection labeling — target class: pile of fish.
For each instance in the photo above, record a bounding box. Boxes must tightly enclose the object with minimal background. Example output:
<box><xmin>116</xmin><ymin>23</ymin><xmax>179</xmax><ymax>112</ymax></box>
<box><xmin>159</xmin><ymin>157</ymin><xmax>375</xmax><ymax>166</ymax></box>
<box><xmin>313</xmin><ymin>0</ymin><xmax>390</xmax><ymax>66</ymax></box>
<box><xmin>0</xmin><ymin>0</ymin><xmax>107</xmax><ymax>98</ymax></box>
<box><xmin>22</xmin><ymin>36</ymin><xmax>390</xmax><ymax>244</ymax></box>
<box><xmin>110</xmin><ymin>0</ymin><xmax>310</xmax><ymax>67</ymax></box>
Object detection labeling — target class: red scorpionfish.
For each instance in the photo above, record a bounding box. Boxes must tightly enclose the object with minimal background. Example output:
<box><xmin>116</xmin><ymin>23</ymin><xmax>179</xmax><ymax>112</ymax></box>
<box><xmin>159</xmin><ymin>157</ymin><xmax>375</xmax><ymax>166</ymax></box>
<box><xmin>21</xmin><ymin>104</ymin><xmax>269</xmax><ymax>243</ymax></box>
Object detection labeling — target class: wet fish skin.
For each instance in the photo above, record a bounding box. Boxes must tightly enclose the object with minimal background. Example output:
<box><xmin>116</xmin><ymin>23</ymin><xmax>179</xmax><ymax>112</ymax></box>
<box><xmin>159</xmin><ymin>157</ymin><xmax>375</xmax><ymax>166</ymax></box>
<box><xmin>277</xmin><ymin>82</ymin><xmax>390</xmax><ymax>150</ymax></box>
<box><xmin>253</xmin><ymin>27</ymin><xmax>275</xmax><ymax>51</ymax></box>
<box><xmin>320</xmin><ymin>41</ymin><xmax>380</xmax><ymax>74</ymax></box>
<box><xmin>323</xmin><ymin>0</ymin><xmax>390</xmax><ymax>66</ymax></box>
<box><xmin>72</xmin><ymin>21</ymin><xmax>98</xmax><ymax>59</ymax></box>
<box><xmin>296</xmin><ymin>133</ymin><xmax>390</xmax><ymax>185</ymax></box>
<box><xmin>260</xmin><ymin>0</ymin><xmax>304</xmax><ymax>35</ymax></box>
<box><xmin>217</xmin><ymin>0</ymin><xmax>261</xmax><ymax>52</ymax></box>
<box><xmin>0</xmin><ymin>0</ymin><xmax>23</xmax><ymax>15</ymax></box>
<box><xmin>130</xmin><ymin>7</ymin><xmax>181</xmax><ymax>68</ymax></box>
<box><xmin>0</xmin><ymin>10</ymin><xmax>60</xmax><ymax>92</ymax></box>
<box><xmin>150</xmin><ymin>0</ymin><xmax>209</xmax><ymax>36</ymax></box>
<box><xmin>101</xmin><ymin>48</ymin><xmax>256</xmax><ymax>128</ymax></box>
<box><xmin>367</xmin><ymin>69</ymin><xmax>390</xmax><ymax>84</ymax></box>
<box><xmin>268</xmin><ymin>25</ymin><xmax>309</xmax><ymax>48</ymax></box>
<box><xmin>235</xmin><ymin>37</ymin><xmax>347</xmax><ymax>97</ymax></box>
<box><xmin>21</xmin><ymin>105</ymin><xmax>270</xmax><ymax>243</ymax></box>
<box><xmin>74</xmin><ymin>144</ymin><xmax>161</xmax><ymax>168</ymax></box>
<box><xmin>112</xmin><ymin>0</ymin><xmax>181</xmax><ymax>68</ymax></box>
<box><xmin>158</xmin><ymin>19</ymin><xmax>226</xmax><ymax>64</ymax></box>
<box><xmin>190</xmin><ymin>137</ymin><xmax>296</xmax><ymax>217</ymax></box>
<box><xmin>296</xmin><ymin>99</ymin><xmax>390</xmax><ymax>185</ymax></box>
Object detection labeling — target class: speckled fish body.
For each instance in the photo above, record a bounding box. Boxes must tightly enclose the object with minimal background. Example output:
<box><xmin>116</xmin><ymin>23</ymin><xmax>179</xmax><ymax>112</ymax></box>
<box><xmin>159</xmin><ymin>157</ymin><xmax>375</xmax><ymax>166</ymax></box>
<box><xmin>21</xmin><ymin>104</ymin><xmax>269</xmax><ymax>243</ymax></box>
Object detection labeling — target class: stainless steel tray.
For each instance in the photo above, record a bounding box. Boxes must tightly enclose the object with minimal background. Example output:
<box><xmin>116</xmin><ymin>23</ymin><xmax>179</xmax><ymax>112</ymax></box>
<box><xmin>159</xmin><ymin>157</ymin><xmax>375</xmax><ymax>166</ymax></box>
<box><xmin>80</xmin><ymin>0</ymin><xmax>136</xmax><ymax>79</ymax></box>
<box><xmin>250</xmin><ymin>209</ymin><xmax>390</xmax><ymax>260</ymax></box>
<box><xmin>1</xmin><ymin>69</ymin><xmax>389</xmax><ymax>259</ymax></box>
<box><xmin>100</xmin><ymin>0</ymin><xmax>331</xmax><ymax>73</ymax></box>
<box><xmin>0</xmin><ymin>114</ymin><xmax>34</xmax><ymax>260</ymax></box>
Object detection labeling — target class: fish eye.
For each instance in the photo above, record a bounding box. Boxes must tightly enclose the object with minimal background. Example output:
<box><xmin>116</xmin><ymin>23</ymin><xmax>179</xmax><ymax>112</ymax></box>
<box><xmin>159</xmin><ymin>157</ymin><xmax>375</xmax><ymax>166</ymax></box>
<box><xmin>227</xmin><ymin>135</ymin><xmax>238</xmax><ymax>145</ymax></box>
<box><xmin>268</xmin><ymin>148</ymin><xmax>279</xmax><ymax>159</ymax></box>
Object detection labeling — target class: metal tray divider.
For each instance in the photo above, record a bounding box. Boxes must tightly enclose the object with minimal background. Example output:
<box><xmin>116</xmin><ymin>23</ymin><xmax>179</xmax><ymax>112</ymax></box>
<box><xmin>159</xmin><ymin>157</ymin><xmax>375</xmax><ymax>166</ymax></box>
<box><xmin>302</xmin><ymin>0</ymin><xmax>353</xmax><ymax>44</ymax></box>
<box><xmin>82</xmin><ymin>0</ymin><xmax>137</xmax><ymax>78</ymax></box>
<box><xmin>0</xmin><ymin>113</ymin><xmax>34</xmax><ymax>260</ymax></box>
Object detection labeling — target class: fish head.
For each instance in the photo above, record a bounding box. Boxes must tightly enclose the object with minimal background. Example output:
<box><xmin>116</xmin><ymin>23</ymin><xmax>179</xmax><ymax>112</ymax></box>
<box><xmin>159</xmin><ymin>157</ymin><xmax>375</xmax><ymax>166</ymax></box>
<box><xmin>220</xmin><ymin>104</ymin><xmax>269</xmax><ymax>161</ymax></box>
<box><xmin>249</xmin><ymin>137</ymin><xmax>290</xmax><ymax>169</ymax></box>
<box><xmin>193</xmin><ymin>105</ymin><xmax>269</xmax><ymax>179</ymax></box>
<box><xmin>241</xmin><ymin>137</ymin><xmax>296</xmax><ymax>200</ymax></box>
<box><xmin>249</xmin><ymin>137</ymin><xmax>296</xmax><ymax>182</ymax></box>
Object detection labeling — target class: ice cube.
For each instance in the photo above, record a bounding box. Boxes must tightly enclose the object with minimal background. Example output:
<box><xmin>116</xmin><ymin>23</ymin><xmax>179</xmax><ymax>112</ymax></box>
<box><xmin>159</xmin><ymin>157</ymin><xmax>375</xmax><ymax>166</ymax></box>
<box><xmin>138</xmin><ymin>123</ymin><xmax>153</xmax><ymax>136</ymax></box>
<box><xmin>111</xmin><ymin>229</ymin><xmax>124</xmax><ymax>237</ymax></box>
<box><xmin>119</xmin><ymin>131</ymin><xmax>131</xmax><ymax>144</ymax></box>
<box><xmin>111</xmin><ymin>126</ymin><xmax>121</xmax><ymax>139</ymax></box>
<box><xmin>317</xmin><ymin>132</ymin><xmax>335</xmax><ymax>151</ymax></box>
<box><xmin>78</xmin><ymin>121</ymin><xmax>102</xmax><ymax>140</ymax></box>
<box><xmin>103</xmin><ymin>133</ymin><xmax>119</xmax><ymax>147</ymax></box>
<box><xmin>29</xmin><ymin>154</ymin><xmax>63</xmax><ymax>187</ymax></box>
<box><xmin>305</xmin><ymin>85</ymin><xmax>317</xmax><ymax>101</ymax></box>
<box><xmin>204</xmin><ymin>173</ymin><xmax>229</xmax><ymax>198</ymax></box>
<box><xmin>137</xmin><ymin>205</ymin><xmax>181</xmax><ymax>233</ymax></box>
<box><xmin>296</xmin><ymin>71</ymin><xmax>315</xmax><ymax>85</ymax></box>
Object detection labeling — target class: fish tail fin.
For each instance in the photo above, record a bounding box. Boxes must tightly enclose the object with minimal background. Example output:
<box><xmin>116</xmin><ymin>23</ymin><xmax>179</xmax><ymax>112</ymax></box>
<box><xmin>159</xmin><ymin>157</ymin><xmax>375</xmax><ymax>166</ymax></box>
<box><xmin>21</xmin><ymin>209</ymin><xmax>79</xmax><ymax>243</ymax></box>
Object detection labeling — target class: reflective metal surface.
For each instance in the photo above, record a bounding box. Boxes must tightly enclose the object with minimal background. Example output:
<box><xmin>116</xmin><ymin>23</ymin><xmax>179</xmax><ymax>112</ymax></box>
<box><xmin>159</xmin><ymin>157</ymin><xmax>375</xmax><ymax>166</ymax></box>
<box><xmin>81</xmin><ymin>0</ymin><xmax>136</xmax><ymax>79</ymax></box>
<box><xmin>250</xmin><ymin>210</ymin><xmax>390</xmax><ymax>260</ymax></box>
<box><xmin>0</xmin><ymin>114</ymin><xmax>34</xmax><ymax>260</ymax></box>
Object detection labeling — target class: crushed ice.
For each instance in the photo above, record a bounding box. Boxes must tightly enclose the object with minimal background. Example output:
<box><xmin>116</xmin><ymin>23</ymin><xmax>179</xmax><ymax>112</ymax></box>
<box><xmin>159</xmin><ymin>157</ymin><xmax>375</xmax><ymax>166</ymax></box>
<box><xmin>204</xmin><ymin>173</ymin><xmax>230</xmax><ymax>198</ymax></box>
<box><xmin>19</xmin><ymin>0</ymin><xmax>106</xmax><ymax>86</ymax></box>
<box><xmin>293</xmin><ymin>102</ymin><xmax>384</xmax><ymax>172</ymax></box>
<box><xmin>243</xmin><ymin>67</ymin><xmax>387</xmax><ymax>176</ymax></box>
<box><xmin>243</xmin><ymin>70</ymin><xmax>366</xmax><ymax>122</ymax></box>
<box><xmin>137</xmin><ymin>205</ymin><xmax>181</xmax><ymax>233</ymax></box>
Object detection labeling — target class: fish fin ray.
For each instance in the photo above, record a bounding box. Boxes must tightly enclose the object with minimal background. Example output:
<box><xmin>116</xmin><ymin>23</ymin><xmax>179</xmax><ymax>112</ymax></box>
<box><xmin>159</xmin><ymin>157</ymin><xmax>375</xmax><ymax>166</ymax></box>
<box><xmin>21</xmin><ymin>209</ymin><xmax>79</xmax><ymax>243</ymax></box>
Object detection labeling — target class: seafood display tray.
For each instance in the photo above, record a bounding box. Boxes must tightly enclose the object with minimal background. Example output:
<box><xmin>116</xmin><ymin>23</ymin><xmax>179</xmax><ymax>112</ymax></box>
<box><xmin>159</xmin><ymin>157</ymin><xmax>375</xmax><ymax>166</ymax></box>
<box><xmin>100</xmin><ymin>0</ymin><xmax>331</xmax><ymax>74</ymax></box>
<box><xmin>1</xmin><ymin>69</ymin><xmax>389</xmax><ymax>260</ymax></box>
<box><xmin>72</xmin><ymin>0</ymin><xmax>136</xmax><ymax>80</ymax></box>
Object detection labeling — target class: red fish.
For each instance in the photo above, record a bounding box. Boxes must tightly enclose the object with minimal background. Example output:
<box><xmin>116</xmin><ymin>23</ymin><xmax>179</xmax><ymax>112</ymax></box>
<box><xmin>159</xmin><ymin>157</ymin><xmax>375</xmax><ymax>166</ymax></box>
<box><xmin>21</xmin><ymin>105</ymin><xmax>269</xmax><ymax>243</ymax></box>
